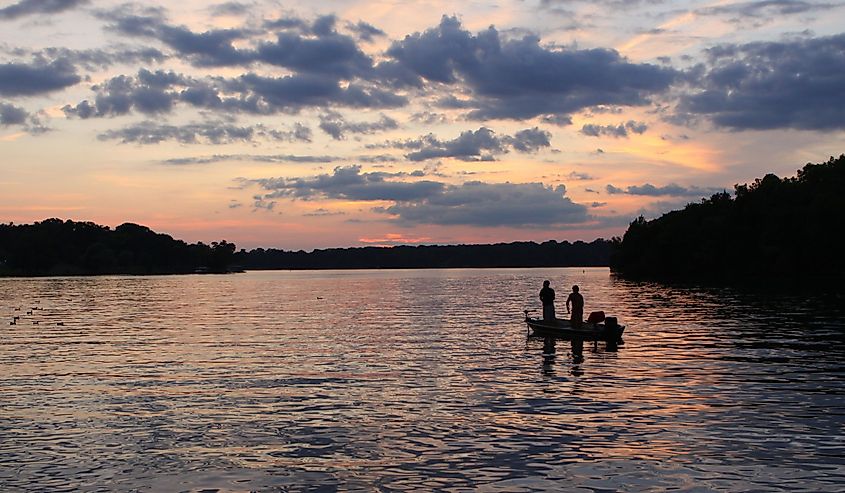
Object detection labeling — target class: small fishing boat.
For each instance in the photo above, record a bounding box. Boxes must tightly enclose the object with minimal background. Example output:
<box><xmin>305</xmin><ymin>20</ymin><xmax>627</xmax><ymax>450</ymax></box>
<box><xmin>523</xmin><ymin>310</ymin><xmax>625</xmax><ymax>342</ymax></box>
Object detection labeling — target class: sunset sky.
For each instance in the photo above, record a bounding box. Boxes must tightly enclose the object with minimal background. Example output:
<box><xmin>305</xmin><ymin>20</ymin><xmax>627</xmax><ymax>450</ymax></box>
<box><xmin>2</xmin><ymin>0</ymin><xmax>844</xmax><ymax>249</ymax></box>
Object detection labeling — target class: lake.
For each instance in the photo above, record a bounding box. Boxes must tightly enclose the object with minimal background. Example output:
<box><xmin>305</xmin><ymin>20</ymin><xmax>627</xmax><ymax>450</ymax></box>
<box><xmin>1</xmin><ymin>268</ymin><xmax>843</xmax><ymax>492</ymax></box>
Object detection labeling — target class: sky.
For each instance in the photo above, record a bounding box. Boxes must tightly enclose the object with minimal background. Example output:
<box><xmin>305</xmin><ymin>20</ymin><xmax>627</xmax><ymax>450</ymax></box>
<box><xmin>1</xmin><ymin>0</ymin><xmax>844</xmax><ymax>250</ymax></box>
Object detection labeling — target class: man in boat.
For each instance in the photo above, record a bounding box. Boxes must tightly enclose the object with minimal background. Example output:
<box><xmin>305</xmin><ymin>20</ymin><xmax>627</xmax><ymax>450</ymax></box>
<box><xmin>566</xmin><ymin>285</ymin><xmax>584</xmax><ymax>328</ymax></box>
<box><xmin>539</xmin><ymin>280</ymin><xmax>556</xmax><ymax>320</ymax></box>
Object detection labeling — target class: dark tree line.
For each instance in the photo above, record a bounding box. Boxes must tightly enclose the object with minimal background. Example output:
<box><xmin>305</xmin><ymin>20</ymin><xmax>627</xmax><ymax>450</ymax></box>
<box><xmin>0</xmin><ymin>219</ymin><xmax>237</xmax><ymax>276</ymax></box>
<box><xmin>610</xmin><ymin>155</ymin><xmax>845</xmax><ymax>282</ymax></box>
<box><xmin>235</xmin><ymin>239</ymin><xmax>612</xmax><ymax>270</ymax></box>
<box><xmin>1</xmin><ymin>219</ymin><xmax>613</xmax><ymax>276</ymax></box>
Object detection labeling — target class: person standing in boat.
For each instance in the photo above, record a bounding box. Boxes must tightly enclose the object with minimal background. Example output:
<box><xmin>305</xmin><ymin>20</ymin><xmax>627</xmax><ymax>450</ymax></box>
<box><xmin>539</xmin><ymin>280</ymin><xmax>556</xmax><ymax>320</ymax></box>
<box><xmin>566</xmin><ymin>285</ymin><xmax>584</xmax><ymax>328</ymax></box>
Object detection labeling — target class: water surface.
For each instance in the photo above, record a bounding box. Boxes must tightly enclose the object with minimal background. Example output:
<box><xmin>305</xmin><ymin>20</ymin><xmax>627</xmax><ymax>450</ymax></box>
<box><xmin>1</xmin><ymin>268</ymin><xmax>843</xmax><ymax>491</ymax></box>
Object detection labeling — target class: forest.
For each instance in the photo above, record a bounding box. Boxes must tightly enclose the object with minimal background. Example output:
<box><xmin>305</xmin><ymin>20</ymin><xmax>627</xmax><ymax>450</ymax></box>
<box><xmin>610</xmin><ymin>155</ymin><xmax>845</xmax><ymax>282</ymax></box>
<box><xmin>0</xmin><ymin>219</ymin><xmax>236</xmax><ymax>276</ymax></box>
<box><xmin>235</xmin><ymin>239</ymin><xmax>612</xmax><ymax>270</ymax></box>
<box><xmin>0</xmin><ymin>218</ymin><xmax>613</xmax><ymax>276</ymax></box>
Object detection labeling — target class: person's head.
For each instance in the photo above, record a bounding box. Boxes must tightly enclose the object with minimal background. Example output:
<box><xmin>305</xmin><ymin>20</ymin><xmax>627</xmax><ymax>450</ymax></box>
<box><xmin>572</xmin><ymin>285</ymin><xmax>579</xmax><ymax>293</ymax></box>
<box><xmin>543</xmin><ymin>280</ymin><xmax>550</xmax><ymax>287</ymax></box>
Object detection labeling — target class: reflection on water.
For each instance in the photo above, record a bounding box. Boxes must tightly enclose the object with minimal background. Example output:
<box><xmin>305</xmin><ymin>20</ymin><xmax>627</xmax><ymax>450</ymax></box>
<box><xmin>1</xmin><ymin>268</ymin><xmax>843</xmax><ymax>491</ymax></box>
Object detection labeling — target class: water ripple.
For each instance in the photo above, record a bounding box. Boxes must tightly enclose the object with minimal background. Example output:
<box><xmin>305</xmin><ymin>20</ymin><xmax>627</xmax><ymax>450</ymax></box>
<box><xmin>1</xmin><ymin>269</ymin><xmax>843</xmax><ymax>491</ymax></box>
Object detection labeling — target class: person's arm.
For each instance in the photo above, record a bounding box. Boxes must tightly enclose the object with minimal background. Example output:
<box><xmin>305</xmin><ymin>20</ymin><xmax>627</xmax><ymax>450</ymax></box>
<box><xmin>566</xmin><ymin>294</ymin><xmax>571</xmax><ymax>313</ymax></box>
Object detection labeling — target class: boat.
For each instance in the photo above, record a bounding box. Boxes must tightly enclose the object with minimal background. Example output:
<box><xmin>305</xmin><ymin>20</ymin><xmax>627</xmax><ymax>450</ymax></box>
<box><xmin>523</xmin><ymin>310</ymin><xmax>625</xmax><ymax>342</ymax></box>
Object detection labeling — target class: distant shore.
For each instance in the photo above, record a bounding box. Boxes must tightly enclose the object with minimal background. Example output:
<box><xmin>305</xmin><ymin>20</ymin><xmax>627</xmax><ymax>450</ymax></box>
<box><xmin>0</xmin><ymin>219</ymin><xmax>612</xmax><ymax>277</ymax></box>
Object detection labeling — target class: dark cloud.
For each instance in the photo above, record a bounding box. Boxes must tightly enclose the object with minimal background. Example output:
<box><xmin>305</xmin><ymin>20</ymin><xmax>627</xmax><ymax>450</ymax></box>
<box><xmin>540</xmin><ymin>0</ymin><xmax>662</xmax><ymax>8</ymax></box>
<box><xmin>19</xmin><ymin>46</ymin><xmax>167</xmax><ymax>70</ymax></box>
<box><xmin>247</xmin><ymin>165</ymin><xmax>589</xmax><ymax>227</ymax></box>
<box><xmin>97</xmin><ymin>120</ymin><xmax>295</xmax><ymax>145</ymax></box>
<box><xmin>380</xmin><ymin>181</ymin><xmax>589</xmax><ymax>227</ymax></box>
<box><xmin>606</xmin><ymin>183</ymin><xmax>724</xmax><ymax>197</ymax></box>
<box><xmin>410</xmin><ymin>111</ymin><xmax>448</xmax><ymax>124</ymax></box>
<box><xmin>0</xmin><ymin>0</ymin><xmax>88</xmax><ymax>20</ymax></box>
<box><xmin>381</xmin><ymin>16</ymin><xmax>676</xmax><ymax>121</ymax></box>
<box><xmin>695</xmin><ymin>1</ymin><xmax>840</xmax><ymax>22</ymax></box>
<box><xmin>209</xmin><ymin>2</ymin><xmax>251</xmax><ymax>16</ymax></box>
<box><xmin>255</xmin><ymin>30</ymin><xmax>374</xmax><ymax>78</ymax></box>
<box><xmin>347</xmin><ymin>20</ymin><xmax>386</xmax><ymax>42</ymax></box>
<box><xmin>0</xmin><ymin>101</ymin><xmax>27</xmax><ymax>125</ymax></box>
<box><xmin>678</xmin><ymin>33</ymin><xmax>845</xmax><ymax>130</ymax></box>
<box><xmin>303</xmin><ymin>208</ymin><xmax>345</xmax><ymax>217</ymax></box>
<box><xmin>103</xmin><ymin>8</ymin><xmax>253</xmax><ymax>67</ymax></box>
<box><xmin>507</xmin><ymin>127</ymin><xmax>552</xmax><ymax>152</ymax></box>
<box><xmin>540</xmin><ymin>114</ymin><xmax>573</xmax><ymax>126</ymax></box>
<box><xmin>0</xmin><ymin>102</ymin><xmax>49</xmax><ymax>133</ymax></box>
<box><xmin>389</xmin><ymin>127</ymin><xmax>551</xmax><ymax>161</ymax></box>
<box><xmin>63</xmin><ymin>69</ymin><xmax>187</xmax><ymax>118</ymax></box>
<box><xmin>318</xmin><ymin>111</ymin><xmax>398</xmax><ymax>139</ymax></box>
<box><xmin>264</xmin><ymin>16</ymin><xmax>308</xmax><ymax>31</ymax></box>
<box><xmin>581</xmin><ymin>120</ymin><xmax>648</xmax><ymax>137</ymax></box>
<box><xmin>104</xmin><ymin>9</ymin><xmax>374</xmax><ymax>76</ymax></box>
<box><xmin>252</xmin><ymin>165</ymin><xmax>445</xmax><ymax>202</ymax></box>
<box><xmin>356</xmin><ymin>154</ymin><xmax>400</xmax><ymax>163</ymax></box>
<box><xmin>64</xmin><ymin>68</ymin><xmax>406</xmax><ymax>118</ymax></box>
<box><xmin>163</xmin><ymin>153</ymin><xmax>338</xmax><ymax>165</ymax></box>
<box><xmin>0</xmin><ymin>59</ymin><xmax>80</xmax><ymax>96</ymax></box>
<box><xmin>228</xmin><ymin>73</ymin><xmax>406</xmax><ymax>111</ymax></box>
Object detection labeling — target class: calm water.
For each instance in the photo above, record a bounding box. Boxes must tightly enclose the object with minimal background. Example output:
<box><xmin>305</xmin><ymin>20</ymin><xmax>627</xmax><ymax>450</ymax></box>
<box><xmin>1</xmin><ymin>268</ymin><xmax>843</xmax><ymax>492</ymax></box>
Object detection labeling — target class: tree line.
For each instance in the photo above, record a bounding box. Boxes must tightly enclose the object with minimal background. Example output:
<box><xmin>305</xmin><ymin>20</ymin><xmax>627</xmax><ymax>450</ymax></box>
<box><xmin>610</xmin><ymin>155</ymin><xmax>845</xmax><ymax>282</ymax></box>
<box><xmin>0</xmin><ymin>219</ymin><xmax>236</xmax><ymax>276</ymax></box>
<box><xmin>0</xmin><ymin>218</ymin><xmax>613</xmax><ymax>276</ymax></box>
<box><xmin>235</xmin><ymin>239</ymin><xmax>612</xmax><ymax>270</ymax></box>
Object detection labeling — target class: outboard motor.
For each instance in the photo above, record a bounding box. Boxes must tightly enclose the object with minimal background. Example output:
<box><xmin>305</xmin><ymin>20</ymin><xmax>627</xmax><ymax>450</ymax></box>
<box><xmin>604</xmin><ymin>316</ymin><xmax>621</xmax><ymax>351</ymax></box>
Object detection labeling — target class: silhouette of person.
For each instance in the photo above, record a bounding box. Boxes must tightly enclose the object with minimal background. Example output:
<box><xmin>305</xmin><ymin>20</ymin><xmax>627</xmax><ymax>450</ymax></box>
<box><xmin>566</xmin><ymin>285</ymin><xmax>584</xmax><ymax>328</ymax></box>
<box><xmin>539</xmin><ymin>280</ymin><xmax>556</xmax><ymax>320</ymax></box>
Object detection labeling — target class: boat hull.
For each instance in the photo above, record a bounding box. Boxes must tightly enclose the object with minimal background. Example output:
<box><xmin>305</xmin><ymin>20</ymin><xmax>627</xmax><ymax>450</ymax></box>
<box><xmin>525</xmin><ymin>317</ymin><xmax>625</xmax><ymax>342</ymax></box>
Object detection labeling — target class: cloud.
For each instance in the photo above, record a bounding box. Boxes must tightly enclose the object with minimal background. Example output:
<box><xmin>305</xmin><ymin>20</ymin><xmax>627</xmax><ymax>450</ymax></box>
<box><xmin>606</xmin><ymin>183</ymin><xmax>724</xmax><ymax>197</ymax></box>
<box><xmin>209</xmin><ymin>2</ymin><xmax>251</xmax><ymax>17</ymax></box>
<box><xmin>104</xmin><ymin>9</ymin><xmax>375</xmax><ymax>77</ymax></box>
<box><xmin>380</xmin><ymin>181</ymin><xmax>589</xmax><ymax>227</ymax></box>
<box><xmin>303</xmin><ymin>208</ymin><xmax>346</xmax><ymax>217</ymax></box>
<box><xmin>566</xmin><ymin>171</ymin><xmax>594</xmax><ymax>180</ymax></box>
<box><xmin>380</xmin><ymin>16</ymin><xmax>677</xmax><ymax>121</ymax></box>
<box><xmin>318</xmin><ymin>111</ymin><xmax>398</xmax><ymax>140</ymax></box>
<box><xmin>507</xmin><ymin>127</ymin><xmax>552</xmax><ymax>152</ymax></box>
<box><xmin>251</xmin><ymin>165</ymin><xmax>444</xmax><ymax>202</ymax></box>
<box><xmin>17</xmin><ymin>47</ymin><xmax>167</xmax><ymax>71</ymax></box>
<box><xmin>162</xmin><ymin>153</ymin><xmax>337</xmax><ymax>165</ymax></box>
<box><xmin>0</xmin><ymin>58</ymin><xmax>80</xmax><ymax>96</ymax></box>
<box><xmin>695</xmin><ymin>1</ymin><xmax>840</xmax><ymax>24</ymax></box>
<box><xmin>0</xmin><ymin>0</ymin><xmax>88</xmax><ymax>20</ymax></box>
<box><xmin>581</xmin><ymin>120</ymin><xmax>648</xmax><ymax>137</ymax></box>
<box><xmin>101</xmin><ymin>7</ymin><xmax>253</xmax><ymax>67</ymax></box>
<box><xmin>63</xmin><ymin>68</ymin><xmax>406</xmax><ymax>118</ymax></box>
<box><xmin>247</xmin><ymin>165</ymin><xmax>590</xmax><ymax>227</ymax></box>
<box><xmin>255</xmin><ymin>25</ymin><xmax>374</xmax><ymax>78</ymax></box>
<box><xmin>347</xmin><ymin>21</ymin><xmax>386</xmax><ymax>42</ymax></box>
<box><xmin>388</xmin><ymin>126</ymin><xmax>551</xmax><ymax>161</ymax></box>
<box><xmin>540</xmin><ymin>114</ymin><xmax>573</xmax><ymax>126</ymax></box>
<box><xmin>0</xmin><ymin>102</ymin><xmax>50</xmax><ymax>134</ymax></box>
<box><xmin>677</xmin><ymin>33</ymin><xmax>845</xmax><ymax>130</ymax></box>
<box><xmin>0</xmin><ymin>102</ymin><xmax>27</xmax><ymax>125</ymax></box>
<box><xmin>96</xmin><ymin>120</ymin><xmax>312</xmax><ymax>145</ymax></box>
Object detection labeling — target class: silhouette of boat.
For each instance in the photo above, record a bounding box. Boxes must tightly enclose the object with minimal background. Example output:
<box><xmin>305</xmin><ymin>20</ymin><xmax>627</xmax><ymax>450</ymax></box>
<box><xmin>524</xmin><ymin>310</ymin><xmax>625</xmax><ymax>342</ymax></box>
